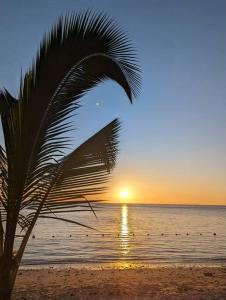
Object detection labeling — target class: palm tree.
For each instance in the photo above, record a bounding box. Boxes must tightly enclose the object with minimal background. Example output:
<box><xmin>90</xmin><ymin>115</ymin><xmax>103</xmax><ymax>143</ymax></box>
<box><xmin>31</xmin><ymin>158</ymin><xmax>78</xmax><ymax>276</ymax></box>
<box><xmin>0</xmin><ymin>11</ymin><xmax>140</xmax><ymax>300</ymax></box>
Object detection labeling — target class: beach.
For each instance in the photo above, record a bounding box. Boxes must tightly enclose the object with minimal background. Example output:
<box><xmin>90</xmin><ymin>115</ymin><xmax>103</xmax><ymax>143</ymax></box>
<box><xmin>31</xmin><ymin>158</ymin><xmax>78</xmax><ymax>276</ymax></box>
<box><xmin>12</xmin><ymin>266</ymin><xmax>226</xmax><ymax>299</ymax></box>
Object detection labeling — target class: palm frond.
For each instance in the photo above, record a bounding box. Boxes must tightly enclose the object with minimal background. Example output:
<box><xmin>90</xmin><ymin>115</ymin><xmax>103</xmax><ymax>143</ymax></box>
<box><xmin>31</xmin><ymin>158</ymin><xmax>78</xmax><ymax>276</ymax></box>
<box><xmin>0</xmin><ymin>90</ymin><xmax>18</xmax><ymax>184</ymax></box>
<box><xmin>18</xmin><ymin>11</ymin><xmax>140</xmax><ymax>207</ymax></box>
<box><xmin>0</xmin><ymin>89</ymin><xmax>18</xmax><ymax>116</ymax></box>
<box><xmin>24</xmin><ymin>118</ymin><xmax>120</xmax><ymax>218</ymax></box>
<box><xmin>0</xmin><ymin>90</ymin><xmax>25</xmax><ymax>215</ymax></box>
<box><xmin>0</xmin><ymin>145</ymin><xmax>8</xmax><ymax>255</ymax></box>
<box><xmin>0</xmin><ymin>146</ymin><xmax>8</xmax><ymax>208</ymax></box>
<box><xmin>38</xmin><ymin>215</ymin><xmax>97</xmax><ymax>231</ymax></box>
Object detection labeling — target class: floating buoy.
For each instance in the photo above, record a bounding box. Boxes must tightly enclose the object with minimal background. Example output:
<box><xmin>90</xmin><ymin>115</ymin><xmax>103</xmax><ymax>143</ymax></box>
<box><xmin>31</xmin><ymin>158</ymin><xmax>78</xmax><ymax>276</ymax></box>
<box><xmin>186</xmin><ymin>233</ymin><xmax>189</xmax><ymax>236</ymax></box>
<box><xmin>213</xmin><ymin>233</ymin><xmax>216</xmax><ymax>236</ymax></box>
<box><xmin>69</xmin><ymin>234</ymin><xmax>72</xmax><ymax>238</ymax></box>
<box><xmin>52</xmin><ymin>235</ymin><xmax>55</xmax><ymax>238</ymax></box>
<box><xmin>147</xmin><ymin>233</ymin><xmax>150</xmax><ymax>236</ymax></box>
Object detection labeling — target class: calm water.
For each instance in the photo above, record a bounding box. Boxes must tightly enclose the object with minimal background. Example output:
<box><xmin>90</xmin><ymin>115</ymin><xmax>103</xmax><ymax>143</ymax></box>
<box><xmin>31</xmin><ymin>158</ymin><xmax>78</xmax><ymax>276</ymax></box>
<box><xmin>18</xmin><ymin>204</ymin><xmax>226</xmax><ymax>266</ymax></box>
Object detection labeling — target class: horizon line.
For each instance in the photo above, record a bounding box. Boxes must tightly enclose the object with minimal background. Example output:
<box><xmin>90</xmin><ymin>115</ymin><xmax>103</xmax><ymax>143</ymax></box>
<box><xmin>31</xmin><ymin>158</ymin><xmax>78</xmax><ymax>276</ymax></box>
<box><xmin>99</xmin><ymin>201</ymin><xmax>226</xmax><ymax>207</ymax></box>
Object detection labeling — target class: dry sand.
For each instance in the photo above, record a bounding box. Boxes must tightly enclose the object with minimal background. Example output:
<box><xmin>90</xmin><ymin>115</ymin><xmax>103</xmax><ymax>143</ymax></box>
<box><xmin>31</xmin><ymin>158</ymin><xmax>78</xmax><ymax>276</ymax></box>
<box><xmin>12</xmin><ymin>266</ymin><xmax>226</xmax><ymax>299</ymax></box>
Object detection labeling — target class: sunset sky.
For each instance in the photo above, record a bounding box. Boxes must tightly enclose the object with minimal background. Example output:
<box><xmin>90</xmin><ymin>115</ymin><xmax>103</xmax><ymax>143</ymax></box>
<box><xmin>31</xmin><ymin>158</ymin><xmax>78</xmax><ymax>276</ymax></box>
<box><xmin>0</xmin><ymin>0</ymin><xmax>226</xmax><ymax>205</ymax></box>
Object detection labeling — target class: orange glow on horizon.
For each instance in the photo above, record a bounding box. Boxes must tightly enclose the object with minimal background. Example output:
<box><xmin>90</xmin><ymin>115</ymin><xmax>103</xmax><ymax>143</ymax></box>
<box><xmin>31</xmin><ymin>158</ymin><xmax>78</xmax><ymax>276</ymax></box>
<box><xmin>96</xmin><ymin>171</ymin><xmax>226</xmax><ymax>206</ymax></box>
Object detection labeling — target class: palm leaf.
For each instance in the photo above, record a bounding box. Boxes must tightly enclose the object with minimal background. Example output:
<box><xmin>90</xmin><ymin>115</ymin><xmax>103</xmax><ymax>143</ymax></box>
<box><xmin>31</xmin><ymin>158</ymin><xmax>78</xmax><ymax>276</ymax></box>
<box><xmin>24</xmin><ymin>118</ymin><xmax>120</xmax><ymax>217</ymax></box>
<box><xmin>16</xmin><ymin>118</ymin><xmax>120</xmax><ymax>263</ymax></box>
<box><xmin>0</xmin><ymin>11</ymin><xmax>140</xmax><ymax>225</ymax></box>
<box><xmin>18</xmin><ymin>11</ymin><xmax>140</xmax><ymax>208</ymax></box>
<box><xmin>0</xmin><ymin>145</ymin><xmax>8</xmax><ymax>255</ymax></box>
<box><xmin>38</xmin><ymin>216</ymin><xmax>97</xmax><ymax>231</ymax></box>
<box><xmin>0</xmin><ymin>89</ymin><xmax>18</xmax><ymax>116</ymax></box>
<box><xmin>0</xmin><ymin>146</ymin><xmax>7</xmax><ymax>207</ymax></box>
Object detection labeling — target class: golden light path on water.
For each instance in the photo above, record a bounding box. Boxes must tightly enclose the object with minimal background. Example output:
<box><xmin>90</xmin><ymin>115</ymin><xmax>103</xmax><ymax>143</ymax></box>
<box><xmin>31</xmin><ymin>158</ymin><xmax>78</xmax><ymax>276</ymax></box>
<box><xmin>120</xmin><ymin>204</ymin><xmax>130</xmax><ymax>257</ymax></box>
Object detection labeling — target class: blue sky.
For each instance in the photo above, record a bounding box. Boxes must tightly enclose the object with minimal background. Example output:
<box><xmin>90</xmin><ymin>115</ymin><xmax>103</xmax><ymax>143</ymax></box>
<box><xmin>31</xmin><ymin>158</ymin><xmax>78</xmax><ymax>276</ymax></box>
<box><xmin>0</xmin><ymin>0</ymin><xmax>226</xmax><ymax>204</ymax></box>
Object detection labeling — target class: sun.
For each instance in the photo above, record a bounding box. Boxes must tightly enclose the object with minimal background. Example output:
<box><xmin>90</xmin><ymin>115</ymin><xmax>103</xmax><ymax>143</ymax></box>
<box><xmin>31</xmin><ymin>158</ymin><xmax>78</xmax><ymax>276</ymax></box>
<box><xmin>119</xmin><ymin>189</ymin><xmax>129</xmax><ymax>200</ymax></box>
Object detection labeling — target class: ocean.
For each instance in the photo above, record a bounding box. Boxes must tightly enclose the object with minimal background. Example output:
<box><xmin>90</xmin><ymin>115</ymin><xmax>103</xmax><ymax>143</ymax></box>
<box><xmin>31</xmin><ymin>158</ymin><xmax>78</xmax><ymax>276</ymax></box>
<box><xmin>19</xmin><ymin>204</ymin><xmax>226</xmax><ymax>267</ymax></box>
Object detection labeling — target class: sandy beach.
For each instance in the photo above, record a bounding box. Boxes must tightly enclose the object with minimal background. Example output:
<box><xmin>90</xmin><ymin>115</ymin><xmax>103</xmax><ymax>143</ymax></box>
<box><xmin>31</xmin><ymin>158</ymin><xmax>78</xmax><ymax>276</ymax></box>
<box><xmin>12</xmin><ymin>266</ymin><xmax>226</xmax><ymax>299</ymax></box>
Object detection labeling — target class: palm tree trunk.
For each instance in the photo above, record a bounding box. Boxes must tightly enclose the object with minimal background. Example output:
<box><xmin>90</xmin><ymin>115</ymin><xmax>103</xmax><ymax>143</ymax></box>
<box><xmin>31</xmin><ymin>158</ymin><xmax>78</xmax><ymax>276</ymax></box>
<box><xmin>0</xmin><ymin>212</ymin><xmax>19</xmax><ymax>300</ymax></box>
<box><xmin>0</xmin><ymin>246</ymin><xmax>19</xmax><ymax>300</ymax></box>
<box><xmin>0</xmin><ymin>261</ymin><xmax>19</xmax><ymax>299</ymax></box>
<box><xmin>0</xmin><ymin>259</ymin><xmax>14</xmax><ymax>300</ymax></box>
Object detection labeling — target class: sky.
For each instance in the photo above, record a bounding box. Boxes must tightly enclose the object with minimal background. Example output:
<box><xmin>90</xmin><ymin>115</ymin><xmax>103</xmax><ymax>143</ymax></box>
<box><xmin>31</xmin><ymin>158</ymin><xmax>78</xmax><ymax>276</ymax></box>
<box><xmin>0</xmin><ymin>0</ymin><xmax>226</xmax><ymax>205</ymax></box>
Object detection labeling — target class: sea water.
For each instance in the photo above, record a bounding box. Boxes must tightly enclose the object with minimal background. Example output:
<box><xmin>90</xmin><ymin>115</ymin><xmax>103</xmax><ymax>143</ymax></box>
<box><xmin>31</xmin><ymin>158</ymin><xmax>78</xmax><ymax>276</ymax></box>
<box><xmin>19</xmin><ymin>204</ymin><xmax>226</xmax><ymax>266</ymax></box>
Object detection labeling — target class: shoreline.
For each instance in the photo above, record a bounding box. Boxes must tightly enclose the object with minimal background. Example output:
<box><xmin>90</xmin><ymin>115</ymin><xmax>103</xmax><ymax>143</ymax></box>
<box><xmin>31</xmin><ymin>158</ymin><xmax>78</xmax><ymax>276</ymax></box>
<box><xmin>13</xmin><ymin>265</ymin><xmax>226</xmax><ymax>299</ymax></box>
<box><xmin>19</xmin><ymin>261</ymin><xmax>226</xmax><ymax>270</ymax></box>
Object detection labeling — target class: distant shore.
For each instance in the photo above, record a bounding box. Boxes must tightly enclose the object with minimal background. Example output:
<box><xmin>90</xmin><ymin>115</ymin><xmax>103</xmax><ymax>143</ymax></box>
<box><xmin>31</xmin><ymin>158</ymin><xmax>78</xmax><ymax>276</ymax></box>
<box><xmin>13</xmin><ymin>266</ymin><xmax>226</xmax><ymax>299</ymax></box>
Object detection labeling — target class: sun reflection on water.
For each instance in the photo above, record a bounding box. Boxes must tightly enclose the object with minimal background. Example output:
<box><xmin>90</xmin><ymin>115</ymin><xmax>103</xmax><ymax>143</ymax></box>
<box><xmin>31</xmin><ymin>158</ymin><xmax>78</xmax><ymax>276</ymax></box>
<box><xmin>120</xmin><ymin>205</ymin><xmax>130</xmax><ymax>256</ymax></box>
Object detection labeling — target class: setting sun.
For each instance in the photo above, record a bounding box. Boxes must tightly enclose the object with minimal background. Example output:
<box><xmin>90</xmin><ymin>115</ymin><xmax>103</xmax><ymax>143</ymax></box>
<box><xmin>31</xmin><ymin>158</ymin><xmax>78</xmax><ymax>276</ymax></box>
<box><xmin>119</xmin><ymin>189</ymin><xmax>129</xmax><ymax>199</ymax></box>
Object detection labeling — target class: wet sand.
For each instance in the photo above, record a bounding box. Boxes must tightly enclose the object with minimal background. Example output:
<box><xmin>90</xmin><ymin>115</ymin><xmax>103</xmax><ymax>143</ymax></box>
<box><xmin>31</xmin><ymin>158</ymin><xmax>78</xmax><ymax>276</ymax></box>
<box><xmin>12</xmin><ymin>266</ymin><xmax>226</xmax><ymax>299</ymax></box>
